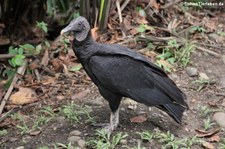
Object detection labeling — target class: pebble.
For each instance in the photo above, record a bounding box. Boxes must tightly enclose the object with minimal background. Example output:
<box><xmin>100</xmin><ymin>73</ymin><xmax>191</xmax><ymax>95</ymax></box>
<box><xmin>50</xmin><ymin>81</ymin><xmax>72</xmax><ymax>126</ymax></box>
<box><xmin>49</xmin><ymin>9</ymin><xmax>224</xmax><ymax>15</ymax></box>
<box><xmin>213</xmin><ymin>112</ymin><xmax>225</xmax><ymax>128</ymax></box>
<box><xmin>219</xmin><ymin>77</ymin><xmax>225</xmax><ymax>88</ymax></box>
<box><xmin>120</xmin><ymin>139</ymin><xmax>127</xmax><ymax>144</ymax></box>
<box><xmin>56</xmin><ymin>116</ymin><xmax>66</xmax><ymax>124</ymax></box>
<box><xmin>208</xmin><ymin>33</ymin><xmax>222</xmax><ymax>42</ymax></box>
<box><xmin>222</xmin><ymin>99</ymin><xmax>225</xmax><ymax>107</ymax></box>
<box><xmin>199</xmin><ymin>73</ymin><xmax>209</xmax><ymax>80</ymax></box>
<box><xmin>77</xmin><ymin>139</ymin><xmax>86</xmax><ymax>148</ymax></box>
<box><xmin>15</xmin><ymin>146</ymin><xmax>24</xmax><ymax>149</ymax></box>
<box><xmin>68</xmin><ymin>136</ymin><xmax>81</xmax><ymax>143</ymax></box>
<box><xmin>70</xmin><ymin>130</ymin><xmax>82</xmax><ymax>136</ymax></box>
<box><xmin>123</xmin><ymin>98</ymin><xmax>137</xmax><ymax>105</ymax></box>
<box><xmin>186</xmin><ymin>67</ymin><xmax>198</xmax><ymax>77</ymax></box>
<box><xmin>222</xmin><ymin>55</ymin><xmax>225</xmax><ymax>64</ymax></box>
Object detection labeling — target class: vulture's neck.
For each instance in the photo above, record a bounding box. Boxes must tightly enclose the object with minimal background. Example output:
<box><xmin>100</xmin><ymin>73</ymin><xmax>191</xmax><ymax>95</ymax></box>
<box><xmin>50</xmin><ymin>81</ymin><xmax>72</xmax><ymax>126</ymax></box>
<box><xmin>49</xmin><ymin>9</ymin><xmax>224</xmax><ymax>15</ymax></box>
<box><xmin>73</xmin><ymin>32</ymin><xmax>94</xmax><ymax>48</ymax></box>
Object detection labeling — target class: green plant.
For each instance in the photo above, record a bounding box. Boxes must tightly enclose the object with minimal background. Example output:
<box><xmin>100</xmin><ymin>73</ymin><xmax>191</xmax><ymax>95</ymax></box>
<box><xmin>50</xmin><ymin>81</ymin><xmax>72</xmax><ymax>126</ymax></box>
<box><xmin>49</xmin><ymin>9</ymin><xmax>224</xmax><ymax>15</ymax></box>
<box><xmin>156</xmin><ymin>39</ymin><xmax>194</xmax><ymax>72</ymax></box>
<box><xmin>125</xmin><ymin>140</ymin><xmax>146</xmax><ymax>149</ymax></box>
<box><xmin>61</xmin><ymin>103</ymin><xmax>93</xmax><ymax>124</ymax></box>
<box><xmin>12</xmin><ymin>113</ymin><xmax>30</xmax><ymax>134</ymax></box>
<box><xmin>137</xmin><ymin>131</ymin><xmax>154</xmax><ymax>142</ymax></box>
<box><xmin>54</xmin><ymin>142</ymin><xmax>77</xmax><ymax>149</ymax></box>
<box><xmin>181</xmin><ymin>136</ymin><xmax>204</xmax><ymax>149</ymax></box>
<box><xmin>203</xmin><ymin>117</ymin><xmax>215</xmax><ymax>130</ymax></box>
<box><xmin>37</xmin><ymin>146</ymin><xmax>49</xmax><ymax>149</ymax></box>
<box><xmin>219</xmin><ymin>138</ymin><xmax>225</xmax><ymax>149</ymax></box>
<box><xmin>32</xmin><ymin>115</ymin><xmax>51</xmax><ymax>130</ymax></box>
<box><xmin>36</xmin><ymin>21</ymin><xmax>48</xmax><ymax>33</ymax></box>
<box><xmin>193</xmin><ymin>78</ymin><xmax>210</xmax><ymax>92</ymax></box>
<box><xmin>87</xmin><ymin>129</ymin><xmax>127</xmax><ymax>149</ymax></box>
<box><xmin>189</xmin><ymin>26</ymin><xmax>206</xmax><ymax>33</ymax></box>
<box><xmin>156</xmin><ymin>131</ymin><xmax>186</xmax><ymax>149</ymax></box>
<box><xmin>199</xmin><ymin>105</ymin><xmax>211</xmax><ymax>117</ymax></box>
<box><xmin>0</xmin><ymin>129</ymin><xmax>8</xmax><ymax>136</ymax></box>
<box><xmin>41</xmin><ymin>106</ymin><xmax>56</xmax><ymax>117</ymax></box>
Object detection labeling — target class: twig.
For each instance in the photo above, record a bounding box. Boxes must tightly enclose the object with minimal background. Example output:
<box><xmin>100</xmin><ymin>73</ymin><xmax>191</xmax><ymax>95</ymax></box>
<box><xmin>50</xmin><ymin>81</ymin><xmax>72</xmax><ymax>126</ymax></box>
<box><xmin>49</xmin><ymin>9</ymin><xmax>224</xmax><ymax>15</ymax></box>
<box><xmin>0</xmin><ymin>60</ymin><xmax>27</xmax><ymax>115</ymax></box>
<box><xmin>115</xmin><ymin>0</ymin><xmax>126</xmax><ymax>37</ymax></box>
<box><xmin>0</xmin><ymin>53</ymin><xmax>38</xmax><ymax>59</ymax></box>
<box><xmin>161</xmin><ymin>0</ymin><xmax>182</xmax><ymax>9</ymax></box>
<box><xmin>113</xmin><ymin>0</ymin><xmax>130</xmax><ymax>20</ymax></box>
<box><xmin>195</xmin><ymin>46</ymin><xmax>220</xmax><ymax>57</ymax></box>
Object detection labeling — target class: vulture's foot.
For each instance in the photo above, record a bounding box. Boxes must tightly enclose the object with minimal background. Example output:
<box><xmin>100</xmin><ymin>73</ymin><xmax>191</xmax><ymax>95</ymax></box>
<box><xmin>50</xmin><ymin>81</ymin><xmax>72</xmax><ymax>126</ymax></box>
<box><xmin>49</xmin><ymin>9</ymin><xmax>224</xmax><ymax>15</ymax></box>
<box><xmin>92</xmin><ymin>109</ymin><xmax>120</xmax><ymax>134</ymax></box>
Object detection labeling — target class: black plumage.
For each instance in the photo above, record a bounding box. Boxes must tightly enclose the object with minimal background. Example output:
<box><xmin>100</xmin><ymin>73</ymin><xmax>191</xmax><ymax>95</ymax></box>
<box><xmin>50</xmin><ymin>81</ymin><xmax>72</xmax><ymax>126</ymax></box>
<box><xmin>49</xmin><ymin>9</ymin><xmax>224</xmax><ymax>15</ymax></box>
<box><xmin>61</xmin><ymin>16</ymin><xmax>189</xmax><ymax>131</ymax></box>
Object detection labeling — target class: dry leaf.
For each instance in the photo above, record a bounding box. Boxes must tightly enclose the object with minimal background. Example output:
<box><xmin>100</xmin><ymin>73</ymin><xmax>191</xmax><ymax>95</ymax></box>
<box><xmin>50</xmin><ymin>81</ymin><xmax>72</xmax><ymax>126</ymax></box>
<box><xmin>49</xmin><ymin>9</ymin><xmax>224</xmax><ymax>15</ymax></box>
<box><xmin>150</xmin><ymin>0</ymin><xmax>160</xmax><ymax>10</ymax></box>
<box><xmin>10</xmin><ymin>87</ymin><xmax>38</xmax><ymax>105</ymax></box>
<box><xmin>29</xmin><ymin>130</ymin><xmax>42</xmax><ymax>136</ymax></box>
<box><xmin>195</xmin><ymin>128</ymin><xmax>220</xmax><ymax>138</ymax></box>
<box><xmin>91</xmin><ymin>27</ymin><xmax>99</xmax><ymax>40</ymax></box>
<box><xmin>41</xmin><ymin>48</ymin><xmax>49</xmax><ymax>66</ymax></box>
<box><xmin>71</xmin><ymin>89</ymin><xmax>90</xmax><ymax>101</ymax></box>
<box><xmin>130</xmin><ymin>115</ymin><xmax>147</xmax><ymax>123</ymax></box>
<box><xmin>202</xmin><ymin>141</ymin><xmax>214</xmax><ymax>149</ymax></box>
<box><xmin>41</xmin><ymin>76</ymin><xmax>56</xmax><ymax>85</ymax></box>
<box><xmin>209</xmin><ymin>135</ymin><xmax>220</xmax><ymax>142</ymax></box>
<box><xmin>50</xmin><ymin>58</ymin><xmax>63</xmax><ymax>71</ymax></box>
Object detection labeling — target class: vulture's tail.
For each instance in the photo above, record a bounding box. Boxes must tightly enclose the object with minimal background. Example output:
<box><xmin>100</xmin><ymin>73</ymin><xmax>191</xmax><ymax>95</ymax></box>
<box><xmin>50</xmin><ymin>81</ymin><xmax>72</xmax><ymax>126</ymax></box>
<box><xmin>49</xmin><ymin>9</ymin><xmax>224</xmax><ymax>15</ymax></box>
<box><xmin>158</xmin><ymin>104</ymin><xmax>186</xmax><ymax>124</ymax></box>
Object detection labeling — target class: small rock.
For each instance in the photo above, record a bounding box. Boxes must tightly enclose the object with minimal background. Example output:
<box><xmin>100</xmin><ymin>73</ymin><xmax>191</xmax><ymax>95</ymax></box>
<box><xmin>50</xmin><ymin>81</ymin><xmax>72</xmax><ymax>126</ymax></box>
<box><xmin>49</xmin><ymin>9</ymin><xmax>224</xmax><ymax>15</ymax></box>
<box><xmin>56</xmin><ymin>116</ymin><xmax>66</xmax><ymax>124</ymax></box>
<box><xmin>123</xmin><ymin>98</ymin><xmax>137</xmax><ymax>105</ymax></box>
<box><xmin>70</xmin><ymin>130</ymin><xmax>82</xmax><ymax>136</ymax></box>
<box><xmin>219</xmin><ymin>77</ymin><xmax>225</xmax><ymax>88</ymax></box>
<box><xmin>15</xmin><ymin>146</ymin><xmax>24</xmax><ymax>149</ymax></box>
<box><xmin>121</xmin><ymin>139</ymin><xmax>127</xmax><ymax>144</ymax></box>
<box><xmin>222</xmin><ymin>55</ymin><xmax>225</xmax><ymax>65</ymax></box>
<box><xmin>199</xmin><ymin>73</ymin><xmax>209</xmax><ymax>80</ymax></box>
<box><xmin>186</xmin><ymin>67</ymin><xmax>198</xmax><ymax>77</ymax></box>
<box><xmin>213</xmin><ymin>112</ymin><xmax>225</xmax><ymax>128</ymax></box>
<box><xmin>208</xmin><ymin>33</ymin><xmax>222</xmax><ymax>42</ymax></box>
<box><xmin>77</xmin><ymin>139</ymin><xmax>86</xmax><ymax>148</ymax></box>
<box><xmin>68</xmin><ymin>136</ymin><xmax>81</xmax><ymax>143</ymax></box>
<box><xmin>222</xmin><ymin>99</ymin><xmax>225</xmax><ymax>107</ymax></box>
<box><xmin>128</xmin><ymin>105</ymin><xmax>137</xmax><ymax>110</ymax></box>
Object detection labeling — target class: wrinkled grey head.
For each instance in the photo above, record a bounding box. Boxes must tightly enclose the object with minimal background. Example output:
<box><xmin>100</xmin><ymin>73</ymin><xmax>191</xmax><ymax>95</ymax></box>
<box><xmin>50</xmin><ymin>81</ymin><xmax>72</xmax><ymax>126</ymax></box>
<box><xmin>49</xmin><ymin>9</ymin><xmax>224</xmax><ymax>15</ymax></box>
<box><xmin>60</xmin><ymin>16</ymin><xmax>90</xmax><ymax>41</ymax></box>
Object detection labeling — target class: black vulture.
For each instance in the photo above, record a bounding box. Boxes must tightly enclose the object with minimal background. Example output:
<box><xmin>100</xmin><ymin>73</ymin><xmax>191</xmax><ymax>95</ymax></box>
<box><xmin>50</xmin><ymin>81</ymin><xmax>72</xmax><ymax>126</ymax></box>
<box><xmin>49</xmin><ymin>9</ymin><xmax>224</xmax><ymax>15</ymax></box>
<box><xmin>61</xmin><ymin>16</ymin><xmax>189</xmax><ymax>132</ymax></box>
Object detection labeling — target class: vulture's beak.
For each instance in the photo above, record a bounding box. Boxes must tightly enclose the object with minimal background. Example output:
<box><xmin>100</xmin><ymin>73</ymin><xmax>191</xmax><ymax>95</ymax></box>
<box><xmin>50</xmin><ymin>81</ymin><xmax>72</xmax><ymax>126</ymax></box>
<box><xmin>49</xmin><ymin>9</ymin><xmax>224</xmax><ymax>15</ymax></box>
<box><xmin>60</xmin><ymin>24</ymin><xmax>74</xmax><ymax>36</ymax></box>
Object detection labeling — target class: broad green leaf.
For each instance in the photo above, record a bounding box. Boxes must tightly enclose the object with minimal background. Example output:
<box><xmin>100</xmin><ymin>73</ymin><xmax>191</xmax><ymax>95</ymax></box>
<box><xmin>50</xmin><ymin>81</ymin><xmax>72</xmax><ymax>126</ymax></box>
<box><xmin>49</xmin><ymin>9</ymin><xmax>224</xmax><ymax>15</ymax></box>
<box><xmin>69</xmin><ymin>64</ymin><xmax>82</xmax><ymax>72</ymax></box>
<box><xmin>20</xmin><ymin>44</ymin><xmax>35</xmax><ymax>50</ymax></box>
<box><xmin>136</xmin><ymin>25</ymin><xmax>146</xmax><ymax>33</ymax></box>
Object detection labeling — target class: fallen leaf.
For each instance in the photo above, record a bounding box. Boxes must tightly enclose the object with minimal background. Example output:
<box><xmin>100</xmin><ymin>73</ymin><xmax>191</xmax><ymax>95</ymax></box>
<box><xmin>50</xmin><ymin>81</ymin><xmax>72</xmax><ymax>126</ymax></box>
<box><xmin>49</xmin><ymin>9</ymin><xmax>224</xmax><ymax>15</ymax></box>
<box><xmin>41</xmin><ymin>48</ymin><xmax>49</xmax><ymax>66</ymax></box>
<box><xmin>91</xmin><ymin>27</ymin><xmax>99</xmax><ymax>40</ymax></box>
<box><xmin>69</xmin><ymin>63</ymin><xmax>82</xmax><ymax>72</ymax></box>
<box><xmin>10</xmin><ymin>87</ymin><xmax>38</xmax><ymax>105</ymax></box>
<box><xmin>209</xmin><ymin>135</ymin><xmax>220</xmax><ymax>142</ymax></box>
<box><xmin>50</xmin><ymin>58</ymin><xmax>63</xmax><ymax>71</ymax></box>
<box><xmin>195</xmin><ymin>128</ymin><xmax>220</xmax><ymax>138</ymax></box>
<box><xmin>29</xmin><ymin>130</ymin><xmax>42</xmax><ymax>136</ymax></box>
<box><xmin>56</xmin><ymin>95</ymin><xmax>65</xmax><ymax>100</ymax></box>
<box><xmin>202</xmin><ymin>141</ymin><xmax>214</xmax><ymax>149</ymax></box>
<box><xmin>71</xmin><ymin>89</ymin><xmax>90</xmax><ymax>101</ymax></box>
<box><xmin>41</xmin><ymin>76</ymin><xmax>56</xmax><ymax>85</ymax></box>
<box><xmin>130</xmin><ymin>115</ymin><xmax>147</xmax><ymax>123</ymax></box>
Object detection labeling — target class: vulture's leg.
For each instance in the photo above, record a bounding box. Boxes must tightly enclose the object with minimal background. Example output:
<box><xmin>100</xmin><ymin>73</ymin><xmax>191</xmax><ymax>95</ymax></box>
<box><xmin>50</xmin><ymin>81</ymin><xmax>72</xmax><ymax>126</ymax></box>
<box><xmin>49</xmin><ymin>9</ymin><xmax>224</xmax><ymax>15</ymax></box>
<box><xmin>109</xmin><ymin>107</ymin><xmax>120</xmax><ymax>130</ymax></box>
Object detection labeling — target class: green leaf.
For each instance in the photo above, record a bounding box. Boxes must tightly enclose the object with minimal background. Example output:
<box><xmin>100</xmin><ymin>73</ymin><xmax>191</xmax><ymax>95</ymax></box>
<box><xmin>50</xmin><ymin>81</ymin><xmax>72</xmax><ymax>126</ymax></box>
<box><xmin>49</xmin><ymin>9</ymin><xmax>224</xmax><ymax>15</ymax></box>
<box><xmin>8</xmin><ymin>47</ymin><xmax>18</xmax><ymax>55</ymax></box>
<box><xmin>36</xmin><ymin>21</ymin><xmax>48</xmax><ymax>33</ymax></box>
<box><xmin>138</xmin><ymin>9</ymin><xmax>146</xmax><ymax>17</ymax></box>
<box><xmin>14</xmin><ymin>55</ymin><xmax>25</xmax><ymax>66</ymax></box>
<box><xmin>44</xmin><ymin>41</ymin><xmax>50</xmax><ymax>48</ymax></box>
<box><xmin>17</xmin><ymin>47</ymin><xmax>23</xmax><ymax>55</ymax></box>
<box><xmin>20</xmin><ymin>44</ymin><xmax>35</xmax><ymax>50</ymax></box>
<box><xmin>136</xmin><ymin>25</ymin><xmax>146</xmax><ymax>33</ymax></box>
<box><xmin>69</xmin><ymin>64</ymin><xmax>82</xmax><ymax>72</ymax></box>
